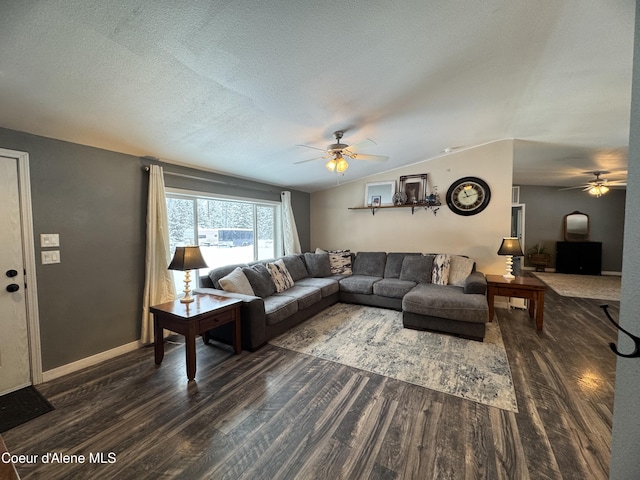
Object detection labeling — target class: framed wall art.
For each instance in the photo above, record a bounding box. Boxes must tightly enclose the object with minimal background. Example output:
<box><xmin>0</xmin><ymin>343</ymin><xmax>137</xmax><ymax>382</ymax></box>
<box><xmin>399</xmin><ymin>174</ymin><xmax>427</xmax><ymax>204</ymax></box>
<box><xmin>364</xmin><ymin>181</ymin><xmax>395</xmax><ymax>206</ymax></box>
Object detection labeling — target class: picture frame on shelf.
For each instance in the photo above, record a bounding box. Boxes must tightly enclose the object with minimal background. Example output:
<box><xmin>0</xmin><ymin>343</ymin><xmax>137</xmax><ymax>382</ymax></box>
<box><xmin>364</xmin><ymin>181</ymin><xmax>396</xmax><ymax>206</ymax></box>
<box><xmin>371</xmin><ymin>196</ymin><xmax>381</xmax><ymax>207</ymax></box>
<box><xmin>399</xmin><ymin>174</ymin><xmax>427</xmax><ymax>204</ymax></box>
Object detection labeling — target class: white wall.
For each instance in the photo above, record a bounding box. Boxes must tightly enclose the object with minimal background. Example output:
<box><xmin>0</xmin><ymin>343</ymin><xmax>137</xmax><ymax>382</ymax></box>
<box><xmin>609</xmin><ymin>2</ymin><xmax>640</xmax><ymax>478</ymax></box>
<box><xmin>310</xmin><ymin>140</ymin><xmax>514</xmax><ymax>275</ymax></box>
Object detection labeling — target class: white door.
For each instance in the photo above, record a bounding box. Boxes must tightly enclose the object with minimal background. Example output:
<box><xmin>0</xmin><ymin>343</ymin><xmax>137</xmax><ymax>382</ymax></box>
<box><xmin>0</xmin><ymin>156</ymin><xmax>31</xmax><ymax>395</ymax></box>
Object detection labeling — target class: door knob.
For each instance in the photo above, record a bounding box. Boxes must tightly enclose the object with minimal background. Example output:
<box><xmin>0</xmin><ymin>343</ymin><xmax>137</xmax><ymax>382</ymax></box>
<box><xmin>6</xmin><ymin>284</ymin><xmax>19</xmax><ymax>293</ymax></box>
<box><xmin>6</xmin><ymin>269</ymin><xmax>18</xmax><ymax>277</ymax></box>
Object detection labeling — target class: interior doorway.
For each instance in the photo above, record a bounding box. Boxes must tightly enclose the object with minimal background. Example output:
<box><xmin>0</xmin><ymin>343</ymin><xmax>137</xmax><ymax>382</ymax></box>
<box><xmin>510</xmin><ymin>203</ymin><xmax>527</xmax><ymax>309</ymax></box>
<box><xmin>0</xmin><ymin>149</ymin><xmax>42</xmax><ymax>395</ymax></box>
<box><xmin>511</xmin><ymin>204</ymin><xmax>526</xmax><ymax>274</ymax></box>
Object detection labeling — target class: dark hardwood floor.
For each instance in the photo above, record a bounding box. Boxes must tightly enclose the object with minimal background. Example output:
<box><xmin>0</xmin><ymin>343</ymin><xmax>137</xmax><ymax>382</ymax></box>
<box><xmin>2</xmin><ymin>289</ymin><xmax>618</xmax><ymax>479</ymax></box>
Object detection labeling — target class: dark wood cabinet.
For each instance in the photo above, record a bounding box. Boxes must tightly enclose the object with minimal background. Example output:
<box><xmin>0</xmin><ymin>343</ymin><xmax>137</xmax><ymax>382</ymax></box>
<box><xmin>555</xmin><ymin>241</ymin><xmax>602</xmax><ymax>275</ymax></box>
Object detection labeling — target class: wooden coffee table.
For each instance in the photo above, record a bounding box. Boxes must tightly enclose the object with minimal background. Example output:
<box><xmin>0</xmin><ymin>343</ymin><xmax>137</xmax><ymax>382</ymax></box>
<box><xmin>151</xmin><ymin>293</ymin><xmax>242</xmax><ymax>381</ymax></box>
<box><xmin>486</xmin><ymin>274</ymin><xmax>547</xmax><ymax>331</ymax></box>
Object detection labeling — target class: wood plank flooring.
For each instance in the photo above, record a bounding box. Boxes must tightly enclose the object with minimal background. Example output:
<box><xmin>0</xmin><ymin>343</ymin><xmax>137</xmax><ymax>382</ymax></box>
<box><xmin>2</xmin><ymin>289</ymin><xmax>618</xmax><ymax>479</ymax></box>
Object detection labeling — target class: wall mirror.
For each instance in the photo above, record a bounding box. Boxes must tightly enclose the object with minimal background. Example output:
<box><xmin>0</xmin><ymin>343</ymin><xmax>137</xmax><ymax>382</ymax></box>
<box><xmin>563</xmin><ymin>211</ymin><xmax>590</xmax><ymax>241</ymax></box>
<box><xmin>364</xmin><ymin>181</ymin><xmax>395</xmax><ymax>206</ymax></box>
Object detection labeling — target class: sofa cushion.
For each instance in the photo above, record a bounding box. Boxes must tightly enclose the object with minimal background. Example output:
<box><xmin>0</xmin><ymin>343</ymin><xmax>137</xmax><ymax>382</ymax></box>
<box><xmin>399</xmin><ymin>255</ymin><xmax>433</xmax><ymax>284</ymax></box>
<box><xmin>448</xmin><ymin>255</ymin><xmax>475</xmax><ymax>286</ymax></box>
<box><xmin>208</xmin><ymin>263</ymin><xmax>248</xmax><ymax>289</ymax></box>
<box><xmin>266</xmin><ymin>259</ymin><xmax>295</xmax><ymax>293</ymax></box>
<box><xmin>432</xmin><ymin>254</ymin><xmax>451</xmax><ymax>285</ymax></box>
<box><xmin>218</xmin><ymin>267</ymin><xmax>255</xmax><ymax>296</ymax></box>
<box><xmin>402</xmin><ymin>283</ymin><xmax>489</xmax><ymax>324</ymax></box>
<box><xmin>352</xmin><ymin>252</ymin><xmax>387</xmax><ymax>277</ymax></box>
<box><xmin>294</xmin><ymin>277</ymin><xmax>340</xmax><ymax>297</ymax></box>
<box><xmin>275</xmin><ymin>285</ymin><xmax>322</xmax><ymax>310</ymax></box>
<box><xmin>372</xmin><ymin>278</ymin><xmax>417</xmax><ymax>298</ymax></box>
<box><xmin>263</xmin><ymin>295</ymin><xmax>298</xmax><ymax>325</ymax></box>
<box><xmin>384</xmin><ymin>252</ymin><xmax>421</xmax><ymax>278</ymax></box>
<box><xmin>281</xmin><ymin>254</ymin><xmax>309</xmax><ymax>281</ymax></box>
<box><xmin>242</xmin><ymin>263</ymin><xmax>276</xmax><ymax>298</ymax></box>
<box><xmin>304</xmin><ymin>252</ymin><xmax>332</xmax><ymax>277</ymax></box>
<box><xmin>339</xmin><ymin>275</ymin><xmax>383</xmax><ymax>295</ymax></box>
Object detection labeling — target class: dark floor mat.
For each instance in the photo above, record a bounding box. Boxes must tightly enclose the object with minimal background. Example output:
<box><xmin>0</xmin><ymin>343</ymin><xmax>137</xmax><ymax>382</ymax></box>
<box><xmin>0</xmin><ymin>386</ymin><xmax>54</xmax><ymax>433</ymax></box>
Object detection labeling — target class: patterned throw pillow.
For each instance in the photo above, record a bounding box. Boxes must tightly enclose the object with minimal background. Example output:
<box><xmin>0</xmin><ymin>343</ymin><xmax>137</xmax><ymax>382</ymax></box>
<box><xmin>316</xmin><ymin>248</ymin><xmax>353</xmax><ymax>275</ymax></box>
<box><xmin>432</xmin><ymin>254</ymin><xmax>451</xmax><ymax>285</ymax></box>
<box><xmin>266</xmin><ymin>259</ymin><xmax>295</xmax><ymax>293</ymax></box>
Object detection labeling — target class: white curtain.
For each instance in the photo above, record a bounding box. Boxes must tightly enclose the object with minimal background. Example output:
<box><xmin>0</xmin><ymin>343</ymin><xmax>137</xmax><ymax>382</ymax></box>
<box><xmin>281</xmin><ymin>191</ymin><xmax>302</xmax><ymax>255</ymax></box>
<box><xmin>140</xmin><ymin>165</ymin><xmax>176</xmax><ymax>344</ymax></box>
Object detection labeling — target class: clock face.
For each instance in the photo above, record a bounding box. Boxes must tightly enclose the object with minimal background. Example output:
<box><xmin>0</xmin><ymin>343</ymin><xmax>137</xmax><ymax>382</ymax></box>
<box><xmin>446</xmin><ymin>177</ymin><xmax>491</xmax><ymax>216</ymax></box>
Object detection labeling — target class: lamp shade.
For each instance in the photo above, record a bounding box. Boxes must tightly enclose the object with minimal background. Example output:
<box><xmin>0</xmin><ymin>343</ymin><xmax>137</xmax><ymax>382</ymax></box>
<box><xmin>168</xmin><ymin>246</ymin><xmax>208</xmax><ymax>271</ymax></box>
<box><xmin>497</xmin><ymin>237</ymin><xmax>524</xmax><ymax>257</ymax></box>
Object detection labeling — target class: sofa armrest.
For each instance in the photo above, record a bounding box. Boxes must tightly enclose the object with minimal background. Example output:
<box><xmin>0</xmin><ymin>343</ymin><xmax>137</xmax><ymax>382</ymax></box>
<box><xmin>199</xmin><ymin>275</ymin><xmax>215</xmax><ymax>288</ymax></box>
<box><xmin>463</xmin><ymin>271</ymin><xmax>487</xmax><ymax>294</ymax></box>
<box><xmin>194</xmin><ymin>287</ymin><xmax>267</xmax><ymax>349</ymax></box>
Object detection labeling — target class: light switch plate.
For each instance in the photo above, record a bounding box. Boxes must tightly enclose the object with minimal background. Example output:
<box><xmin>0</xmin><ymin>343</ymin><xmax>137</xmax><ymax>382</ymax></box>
<box><xmin>42</xmin><ymin>250</ymin><xmax>61</xmax><ymax>264</ymax></box>
<box><xmin>41</xmin><ymin>233</ymin><xmax>60</xmax><ymax>247</ymax></box>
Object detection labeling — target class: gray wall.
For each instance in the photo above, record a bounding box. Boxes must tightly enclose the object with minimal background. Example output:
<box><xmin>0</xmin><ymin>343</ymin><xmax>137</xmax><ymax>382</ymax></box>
<box><xmin>518</xmin><ymin>185</ymin><xmax>625</xmax><ymax>272</ymax></box>
<box><xmin>0</xmin><ymin>127</ymin><xmax>310</xmax><ymax>370</ymax></box>
<box><xmin>609</xmin><ymin>1</ymin><xmax>640</xmax><ymax>477</ymax></box>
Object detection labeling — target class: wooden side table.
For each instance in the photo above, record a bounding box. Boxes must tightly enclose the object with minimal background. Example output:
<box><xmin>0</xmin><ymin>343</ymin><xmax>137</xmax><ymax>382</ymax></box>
<box><xmin>486</xmin><ymin>274</ymin><xmax>547</xmax><ymax>331</ymax></box>
<box><xmin>151</xmin><ymin>293</ymin><xmax>242</xmax><ymax>381</ymax></box>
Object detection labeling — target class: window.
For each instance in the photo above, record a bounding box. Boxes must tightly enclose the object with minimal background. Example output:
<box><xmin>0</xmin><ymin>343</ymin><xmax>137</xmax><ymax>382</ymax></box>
<box><xmin>166</xmin><ymin>191</ymin><xmax>282</xmax><ymax>286</ymax></box>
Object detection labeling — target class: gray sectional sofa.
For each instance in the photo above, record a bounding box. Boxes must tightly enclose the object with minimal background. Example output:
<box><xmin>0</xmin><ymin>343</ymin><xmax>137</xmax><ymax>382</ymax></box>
<box><xmin>196</xmin><ymin>251</ymin><xmax>489</xmax><ymax>351</ymax></box>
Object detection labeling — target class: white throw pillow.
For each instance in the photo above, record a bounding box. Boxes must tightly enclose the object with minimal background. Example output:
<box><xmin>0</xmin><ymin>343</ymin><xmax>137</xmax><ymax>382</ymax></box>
<box><xmin>218</xmin><ymin>267</ymin><xmax>255</xmax><ymax>295</ymax></box>
<box><xmin>266</xmin><ymin>259</ymin><xmax>295</xmax><ymax>293</ymax></box>
<box><xmin>448</xmin><ymin>255</ymin><xmax>475</xmax><ymax>286</ymax></box>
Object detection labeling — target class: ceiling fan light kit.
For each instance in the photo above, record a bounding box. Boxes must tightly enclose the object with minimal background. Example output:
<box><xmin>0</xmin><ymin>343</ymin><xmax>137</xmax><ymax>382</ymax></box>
<box><xmin>297</xmin><ymin>130</ymin><xmax>389</xmax><ymax>174</ymax></box>
<box><xmin>559</xmin><ymin>170</ymin><xmax>626</xmax><ymax>197</ymax></box>
<box><xmin>325</xmin><ymin>152</ymin><xmax>349</xmax><ymax>172</ymax></box>
<box><xmin>588</xmin><ymin>185</ymin><xmax>609</xmax><ymax>197</ymax></box>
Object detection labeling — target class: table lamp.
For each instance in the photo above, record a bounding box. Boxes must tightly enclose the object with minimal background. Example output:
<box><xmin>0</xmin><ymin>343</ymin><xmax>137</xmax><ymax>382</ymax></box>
<box><xmin>497</xmin><ymin>237</ymin><xmax>523</xmax><ymax>279</ymax></box>
<box><xmin>168</xmin><ymin>246</ymin><xmax>208</xmax><ymax>303</ymax></box>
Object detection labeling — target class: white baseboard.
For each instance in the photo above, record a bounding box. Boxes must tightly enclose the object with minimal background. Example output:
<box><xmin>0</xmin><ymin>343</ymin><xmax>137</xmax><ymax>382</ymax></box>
<box><xmin>42</xmin><ymin>340</ymin><xmax>141</xmax><ymax>383</ymax></box>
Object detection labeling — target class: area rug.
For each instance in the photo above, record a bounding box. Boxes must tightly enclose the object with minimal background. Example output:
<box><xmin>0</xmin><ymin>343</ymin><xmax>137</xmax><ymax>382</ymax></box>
<box><xmin>0</xmin><ymin>386</ymin><xmax>54</xmax><ymax>433</ymax></box>
<box><xmin>532</xmin><ymin>272</ymin><xmax>621</xmax><ymax>301</ymax></box>
<box><xmin>270</xmin><ymin>303</ymin><xmax>518</xmax><ymax>412</ymax></box>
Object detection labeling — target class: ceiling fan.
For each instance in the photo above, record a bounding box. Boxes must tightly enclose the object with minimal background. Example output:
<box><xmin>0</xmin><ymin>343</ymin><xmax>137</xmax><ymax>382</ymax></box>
<box><xmin>559</xmin><ymin>170</ymin><xmax>626</xmax><ymax>197</ymax></box>
<box><xmin>295</xmin><ymin>131</ymin><xmax>389</xmax><ymax>173</ymax></box>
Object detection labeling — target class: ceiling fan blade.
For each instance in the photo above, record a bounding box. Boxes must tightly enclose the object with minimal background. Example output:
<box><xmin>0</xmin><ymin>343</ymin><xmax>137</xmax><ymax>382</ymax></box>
<box><xmin>346</xmin><ymin>138</ymin><xmax>377</xmax><ymax>152</ymax></box>
<box><xmin>349</xmin><ymin>153</ymin><xmax>389</xmax><ymax>162</ymax></box>
<box><xmin>296</xmin><ymin>144</ymin><xmax>327</xmax><ymax>153</ymax></box>
<box><xmin>558</xmin><ymin>185</ymin><xmax>589</xmax><ymax>191</ymax></box>
<box><xmin>294</xmin><ymin>156</ymin><xmax>329</xmax><ymax>165</ymax></box>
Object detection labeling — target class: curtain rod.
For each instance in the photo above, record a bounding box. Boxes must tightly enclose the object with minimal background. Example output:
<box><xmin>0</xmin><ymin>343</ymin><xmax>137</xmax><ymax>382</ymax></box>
<box><xmin>143</xmin><ymin>166</ymin><xmax>283</xmax><ymax>194</ymax></box>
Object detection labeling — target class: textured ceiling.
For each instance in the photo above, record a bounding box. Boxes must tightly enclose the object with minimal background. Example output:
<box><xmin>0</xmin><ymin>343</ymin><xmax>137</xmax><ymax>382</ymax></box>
<box><xmin>0</xmin><ymin>1</ymin><xmax>634</xmax><ymax>192</ymax></box>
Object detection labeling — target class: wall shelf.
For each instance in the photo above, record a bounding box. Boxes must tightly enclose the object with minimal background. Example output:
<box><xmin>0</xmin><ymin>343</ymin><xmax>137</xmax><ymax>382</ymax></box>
<box><xmin>349</xmin><ymin>203</ymin><xmax>441</xmax><ymax>216</ymax></box>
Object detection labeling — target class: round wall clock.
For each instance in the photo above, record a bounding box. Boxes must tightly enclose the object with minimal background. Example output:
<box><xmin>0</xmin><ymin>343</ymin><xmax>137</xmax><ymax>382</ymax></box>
<box><xmin>446</xmin><ymin>177</ymin><xmax>491</xmax><ymax>216</ymax></box>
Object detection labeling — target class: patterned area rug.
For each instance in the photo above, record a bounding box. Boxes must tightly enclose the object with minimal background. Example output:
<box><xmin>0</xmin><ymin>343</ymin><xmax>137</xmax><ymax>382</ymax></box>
<box><xmin>270</xmin><ymin>303</ymin><xmax>518</xmax><ymax>412</ymax></box>
<box><xmin>532</xmin><ymin>272</ymin><xmax>621</xmax><ymax>301</ymax></box>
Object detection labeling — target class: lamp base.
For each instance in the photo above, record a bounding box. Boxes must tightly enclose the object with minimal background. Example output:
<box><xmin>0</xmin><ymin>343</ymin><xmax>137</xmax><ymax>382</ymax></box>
<box><xmin>503</xmin><ymin>255</ymin><xmax>515</xmax><ymax>279</ymax></box>
<box><xmin>180</xmin><ymin>270</ymin><xmax>194</xmax><ymax>303</ymax></box>
<box><xmin>180</xmin><ymin>293</ymin><xmax>194</xmax><ymax>304</ymax></box>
